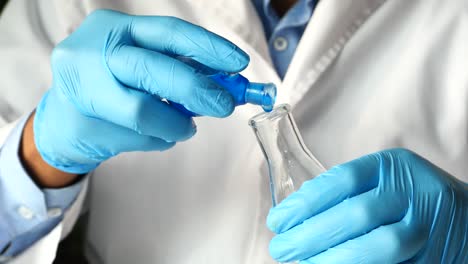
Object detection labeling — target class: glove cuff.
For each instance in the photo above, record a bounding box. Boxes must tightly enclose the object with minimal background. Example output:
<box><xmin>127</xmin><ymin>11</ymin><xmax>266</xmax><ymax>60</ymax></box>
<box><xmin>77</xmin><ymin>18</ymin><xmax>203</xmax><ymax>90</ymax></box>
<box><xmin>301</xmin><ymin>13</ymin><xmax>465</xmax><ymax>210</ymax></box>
<box><xmin>34</xmin><ymin>91</ymin><xmax>100</xmax><ymax>174</ymax></box>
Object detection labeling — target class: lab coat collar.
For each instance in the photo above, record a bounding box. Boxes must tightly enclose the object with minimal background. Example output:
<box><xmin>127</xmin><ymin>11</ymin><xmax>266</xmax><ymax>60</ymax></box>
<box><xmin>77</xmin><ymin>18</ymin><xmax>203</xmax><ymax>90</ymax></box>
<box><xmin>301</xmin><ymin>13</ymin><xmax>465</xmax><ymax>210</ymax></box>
<box><xmin>187</xmin><ymin>0</ymin><xmax>270</xmax><ymax>59</ymax></box>
<box><xmin>283</xmin><ymin>0</ymin><xmax>388</xmax><ymax>106</ymax></box>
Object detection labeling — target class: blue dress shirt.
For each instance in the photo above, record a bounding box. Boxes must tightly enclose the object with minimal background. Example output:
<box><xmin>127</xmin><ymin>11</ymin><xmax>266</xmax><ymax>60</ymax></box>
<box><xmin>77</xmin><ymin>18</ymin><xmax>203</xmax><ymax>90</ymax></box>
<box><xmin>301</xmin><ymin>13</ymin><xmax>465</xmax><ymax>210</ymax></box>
<box><xmin>0</xmin><ymin>1</ymin><xmax>316</xmax><ymax>258</ymax></box>
<box><xmin>0</xmin><ymin>116</ymin><xmax>83</xmax><ymax>259</ymax></box>
<box><xmin>252</xmin><ymin>0</ymin><xmax>318</xmax><ymax>78</ymax></box>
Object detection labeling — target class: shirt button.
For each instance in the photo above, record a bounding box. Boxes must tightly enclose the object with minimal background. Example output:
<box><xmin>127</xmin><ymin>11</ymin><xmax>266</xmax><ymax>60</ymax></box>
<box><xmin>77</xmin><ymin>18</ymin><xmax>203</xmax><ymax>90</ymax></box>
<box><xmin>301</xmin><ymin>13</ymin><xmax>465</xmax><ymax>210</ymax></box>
<box><xmin>47</xmin><ymin>208</ymin><xmax>63</xmax><ymax>218</ymax></box>
<box><xmin>273</xmin><ymin>37</ymin><xmax>288</xmax><ymax>51</ymax></box>
<box><xmin>17</xmin><ymin>205</ymin><xmax>35</xmax><ymax>220</ymax></box>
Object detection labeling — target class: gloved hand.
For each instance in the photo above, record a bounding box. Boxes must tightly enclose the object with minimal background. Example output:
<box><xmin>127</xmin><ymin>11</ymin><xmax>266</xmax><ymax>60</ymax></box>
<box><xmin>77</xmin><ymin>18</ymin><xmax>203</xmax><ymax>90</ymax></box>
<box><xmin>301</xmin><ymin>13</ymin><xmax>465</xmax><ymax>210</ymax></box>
<box><xmin>34</xmin><ymin>9</ymin><xmax>249</xmax><ymax>174</ymax></box>
<box><xmin>267</xmin><ymin>148</ymin><xmax>467</xmax><ymax>263</ymax></box>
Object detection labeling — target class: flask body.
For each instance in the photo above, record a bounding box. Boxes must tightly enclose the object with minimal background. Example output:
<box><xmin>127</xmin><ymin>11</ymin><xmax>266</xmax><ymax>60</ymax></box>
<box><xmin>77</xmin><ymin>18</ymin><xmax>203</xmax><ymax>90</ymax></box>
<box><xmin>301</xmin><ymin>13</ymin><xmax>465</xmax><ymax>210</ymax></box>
<box><xmin>249</xmin><ymin>104</ymin><xmax>325</xmax><ymax>205</ymax></box>
<box><xmin>249</xmin><ymin>104</ymin><xmax>325</xmax><ymax>263</ymax></box>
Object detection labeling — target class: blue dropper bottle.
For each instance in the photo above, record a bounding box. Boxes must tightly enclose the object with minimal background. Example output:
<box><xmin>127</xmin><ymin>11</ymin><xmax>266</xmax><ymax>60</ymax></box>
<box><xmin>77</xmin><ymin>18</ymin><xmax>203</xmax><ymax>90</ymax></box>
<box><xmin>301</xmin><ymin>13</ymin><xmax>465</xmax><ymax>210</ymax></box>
<box><xmin>171</xmin><ymin>57</ymin><xmax>277</xmax><ymax>116</ymax></box>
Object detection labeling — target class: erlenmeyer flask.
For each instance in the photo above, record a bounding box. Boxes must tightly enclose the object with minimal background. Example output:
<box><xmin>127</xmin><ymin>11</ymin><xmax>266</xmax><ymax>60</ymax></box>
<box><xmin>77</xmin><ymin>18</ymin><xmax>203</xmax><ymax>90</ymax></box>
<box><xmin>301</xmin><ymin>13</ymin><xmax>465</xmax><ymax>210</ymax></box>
<box><xmin>249</xmin><ymin>104</ymin><xmax>325</xmax><ymax>264</ymax></box>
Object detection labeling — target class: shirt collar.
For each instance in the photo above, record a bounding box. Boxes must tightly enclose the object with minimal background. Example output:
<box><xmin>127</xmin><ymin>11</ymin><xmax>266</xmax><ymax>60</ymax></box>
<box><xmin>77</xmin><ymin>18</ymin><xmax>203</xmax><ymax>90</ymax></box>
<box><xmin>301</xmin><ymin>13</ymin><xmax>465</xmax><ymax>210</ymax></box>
<box><xmin>252</xmin><ymin>0</ymin><xmax>318</xmax><ymax>38</ymax></box>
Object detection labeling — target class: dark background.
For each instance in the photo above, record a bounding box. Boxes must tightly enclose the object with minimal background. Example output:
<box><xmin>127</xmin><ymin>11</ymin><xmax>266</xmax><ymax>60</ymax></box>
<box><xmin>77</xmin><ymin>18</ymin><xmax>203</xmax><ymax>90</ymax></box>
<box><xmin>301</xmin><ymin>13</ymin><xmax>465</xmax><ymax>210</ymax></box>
<box><xmin>0</xmin><ymin>0</ymin><xmax>6</xmax><ymax>13</ymax></box>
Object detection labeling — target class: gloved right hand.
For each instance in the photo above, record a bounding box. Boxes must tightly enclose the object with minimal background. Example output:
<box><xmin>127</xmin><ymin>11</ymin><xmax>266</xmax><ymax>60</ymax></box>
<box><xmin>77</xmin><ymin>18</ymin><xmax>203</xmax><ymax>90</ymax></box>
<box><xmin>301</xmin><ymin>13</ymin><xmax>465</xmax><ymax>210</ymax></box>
<box><xmin>34</xmin><ymin>9</ymin><xmax>250</xmax><ymax>174</ymax></box>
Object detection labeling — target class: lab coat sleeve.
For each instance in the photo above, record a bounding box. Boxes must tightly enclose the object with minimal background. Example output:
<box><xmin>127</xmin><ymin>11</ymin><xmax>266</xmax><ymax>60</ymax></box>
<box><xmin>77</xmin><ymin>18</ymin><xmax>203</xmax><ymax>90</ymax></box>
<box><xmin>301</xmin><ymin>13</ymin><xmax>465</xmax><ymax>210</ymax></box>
<box><xmin>0</xmin><ymin>121</ymin><xmax>89</xmax><ymax>264</ymax></box>
<box><xmin>0</xmin><ymin>113</ymin><xmax>86</xmax><ymax>256</ymax></box>
<box><xmin>0</xmin><ymin>0</ymin><xmax>88</xmax><ymax>263</ymax></box>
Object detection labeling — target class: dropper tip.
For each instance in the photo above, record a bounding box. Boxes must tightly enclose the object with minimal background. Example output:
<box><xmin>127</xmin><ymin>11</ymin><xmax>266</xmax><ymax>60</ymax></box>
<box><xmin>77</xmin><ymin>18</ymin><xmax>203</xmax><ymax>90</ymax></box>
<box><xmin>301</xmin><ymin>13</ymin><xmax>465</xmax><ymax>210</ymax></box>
<box><xmin>261</xmin><ymin>83</ymin><xmax>277</xmax><ymax>112</ymax></box>
<box><xmin>245</xmin><ymin>82</ymin><xmax>277</xmax><ymax>112</ymax></box>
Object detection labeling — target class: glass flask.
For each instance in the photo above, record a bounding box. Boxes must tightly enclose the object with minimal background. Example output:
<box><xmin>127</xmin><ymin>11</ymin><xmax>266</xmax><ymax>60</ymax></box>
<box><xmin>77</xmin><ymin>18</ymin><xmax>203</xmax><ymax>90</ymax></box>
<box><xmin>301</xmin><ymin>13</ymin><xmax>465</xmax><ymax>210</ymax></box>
<box><xmin>249</xmin><ymin>104</ymin><xmax>326</xmax><ymax>264</ymax></box>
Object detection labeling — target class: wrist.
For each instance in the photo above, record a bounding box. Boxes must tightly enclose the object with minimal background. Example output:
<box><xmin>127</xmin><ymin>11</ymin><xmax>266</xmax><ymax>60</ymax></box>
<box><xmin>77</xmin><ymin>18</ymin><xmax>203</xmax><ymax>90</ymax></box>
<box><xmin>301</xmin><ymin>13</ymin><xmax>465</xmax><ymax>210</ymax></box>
<box><xmin>20</xmin><ymin>112</ymin><xmax>79</xmax><ymax>188</ymax></box>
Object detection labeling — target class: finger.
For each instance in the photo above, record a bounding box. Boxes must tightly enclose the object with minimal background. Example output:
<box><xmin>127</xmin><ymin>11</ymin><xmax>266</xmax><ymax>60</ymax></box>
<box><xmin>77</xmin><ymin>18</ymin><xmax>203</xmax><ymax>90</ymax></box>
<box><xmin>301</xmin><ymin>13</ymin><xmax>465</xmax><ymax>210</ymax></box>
<box><xmin>107</xmin><ymin>45</ymin><xmax>235</xmax><ymax>117</ymax></box>
<box><xmin>300</xmin><ymin>218</ymin><xmax>425</xmax><ymax>264</ymax></box>
<box><xmin>52</xmin><ymin>81</ymin><xmax>196</xmax><ymax>142</ymax></box>
<box><xmin>104</xmin><ymin>87</ymin><xmax>196</xmax><ymax>142</ymax></box>
<box><xmin>129</xmin><ymin>15</ymin><xmax>250</xmax><ymax>72</ymax></box>
<box><xmin>79</xmin><ymin>113</ymin><xmax>177</xmax><ymax>154</ymax></box>
<box><xmin>267</xmin><ymin>154</ymin><xmax>381</xmax><ymax>234</ymax></box>
<box><xmin>269</xmin><ymin>189</ymin><xmax>408</xmax><ymax>262</ymax></box>
<box><xmin>70</xmin><ymin>120</ymin><xmax>176</xmax><ymax>165</ymax></box>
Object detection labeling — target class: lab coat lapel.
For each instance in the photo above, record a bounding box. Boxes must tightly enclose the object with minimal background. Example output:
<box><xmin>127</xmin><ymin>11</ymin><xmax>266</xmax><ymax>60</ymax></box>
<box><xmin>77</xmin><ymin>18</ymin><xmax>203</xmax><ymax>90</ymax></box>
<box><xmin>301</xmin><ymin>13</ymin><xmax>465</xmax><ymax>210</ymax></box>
<box><xmin>195</xmin><ymin>0</ymin><xmax>390</xmax><ymax>110</ymax></box>
<box><xmin>188</xmin><ymin>0</ymin><xmax>271</xmax><ymax>59</ymax></box>
<box><xmin>283</xmin><ymin>0</ymin><xmax>388</xmax><ymax>107</ymax></box>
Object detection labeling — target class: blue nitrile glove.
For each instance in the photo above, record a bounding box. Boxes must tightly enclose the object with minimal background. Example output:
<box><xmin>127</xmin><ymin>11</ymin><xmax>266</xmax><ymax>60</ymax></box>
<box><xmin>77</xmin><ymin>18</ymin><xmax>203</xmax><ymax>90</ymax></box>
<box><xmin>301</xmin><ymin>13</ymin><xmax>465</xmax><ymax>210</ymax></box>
<box><xmin>34</xmin><ymin>10</ymin><xmax>249</xmax><ymax>174</ymax></box>
<box><xmin>267</xmin><ymin>148</ymin><xmax>467</xmax><ymax>263</ymax></box>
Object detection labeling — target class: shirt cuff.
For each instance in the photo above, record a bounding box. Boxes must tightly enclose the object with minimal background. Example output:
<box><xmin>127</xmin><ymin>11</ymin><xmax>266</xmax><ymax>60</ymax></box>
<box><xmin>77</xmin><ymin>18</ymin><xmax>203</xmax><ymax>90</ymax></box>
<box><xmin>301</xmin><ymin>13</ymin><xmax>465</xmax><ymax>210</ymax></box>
<box><xmin>0</xmin><ymin>115</ymin><xmax>84</xmax><ymax>255</ymax></box>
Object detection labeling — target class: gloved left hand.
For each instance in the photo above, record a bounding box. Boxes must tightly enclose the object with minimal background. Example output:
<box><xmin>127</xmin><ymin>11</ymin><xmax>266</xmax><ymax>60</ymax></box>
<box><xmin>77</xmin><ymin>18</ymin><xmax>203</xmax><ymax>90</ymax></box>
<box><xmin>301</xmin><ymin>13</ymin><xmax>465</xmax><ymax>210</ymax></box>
<box><xmin>267</xmin><ymin>148</ymin><xmax>467</xmax><ymax>263</ymax></box>
<box><xmin>33</xmin><ymin>10</ymin><xmax>249</xmax><ymax>174</ymax></box>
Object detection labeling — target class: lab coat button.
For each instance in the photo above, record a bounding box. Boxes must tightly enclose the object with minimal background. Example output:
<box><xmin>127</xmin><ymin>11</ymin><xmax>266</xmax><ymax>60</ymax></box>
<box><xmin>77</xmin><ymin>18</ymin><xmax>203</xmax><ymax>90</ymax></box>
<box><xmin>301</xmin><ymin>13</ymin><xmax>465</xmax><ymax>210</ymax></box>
<box><xmin>47</xmin><ymin>208</ymin><xmax>63</xmax><ymax>218</ymax></box>
<box><xmin>17</xmin><ymin>205</ymin><xmax>34</xmax><ymax>219</ymax></box>
<box><xmin>273</xmin><ymin>37</ymin><xmax>288</xmax><ymax>51</ymax></box>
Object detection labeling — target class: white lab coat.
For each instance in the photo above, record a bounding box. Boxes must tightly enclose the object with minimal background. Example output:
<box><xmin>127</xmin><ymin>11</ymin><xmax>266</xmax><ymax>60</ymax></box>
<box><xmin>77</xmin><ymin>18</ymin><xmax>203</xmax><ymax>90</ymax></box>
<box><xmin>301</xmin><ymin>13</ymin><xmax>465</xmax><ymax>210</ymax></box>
<box><xmin>0</xmin><ymin>0</ymin><xmax>467</xmax><ymax>263</ymax></box>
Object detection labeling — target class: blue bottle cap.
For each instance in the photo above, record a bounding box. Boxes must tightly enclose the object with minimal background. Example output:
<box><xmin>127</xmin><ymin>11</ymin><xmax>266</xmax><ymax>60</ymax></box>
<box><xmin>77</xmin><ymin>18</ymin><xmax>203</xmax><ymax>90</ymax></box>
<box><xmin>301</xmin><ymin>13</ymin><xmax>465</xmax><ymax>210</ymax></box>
<box><xmin>245</xmin><ymin>82</ymin><xmax>277</xmax><ymax>112</ymax></box>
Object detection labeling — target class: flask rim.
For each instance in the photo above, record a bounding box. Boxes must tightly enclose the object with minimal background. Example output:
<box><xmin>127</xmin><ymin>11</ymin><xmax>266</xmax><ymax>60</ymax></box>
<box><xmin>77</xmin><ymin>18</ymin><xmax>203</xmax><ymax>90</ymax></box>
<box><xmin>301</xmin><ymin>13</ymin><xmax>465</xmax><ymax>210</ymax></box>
<box><xmin>248</xmin><ymin>104</ymin><xmax>291</xmax><ymax>127</ymax></box>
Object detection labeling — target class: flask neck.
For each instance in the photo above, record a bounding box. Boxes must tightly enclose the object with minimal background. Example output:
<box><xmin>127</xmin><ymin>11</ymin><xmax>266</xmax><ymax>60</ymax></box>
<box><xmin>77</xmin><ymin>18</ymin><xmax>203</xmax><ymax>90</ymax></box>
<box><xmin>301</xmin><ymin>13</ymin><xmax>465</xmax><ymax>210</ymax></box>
<box><xmin>249</xmin><ymin>104</ymin><xmax>325</xmax><ymax>206</ymax></box>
